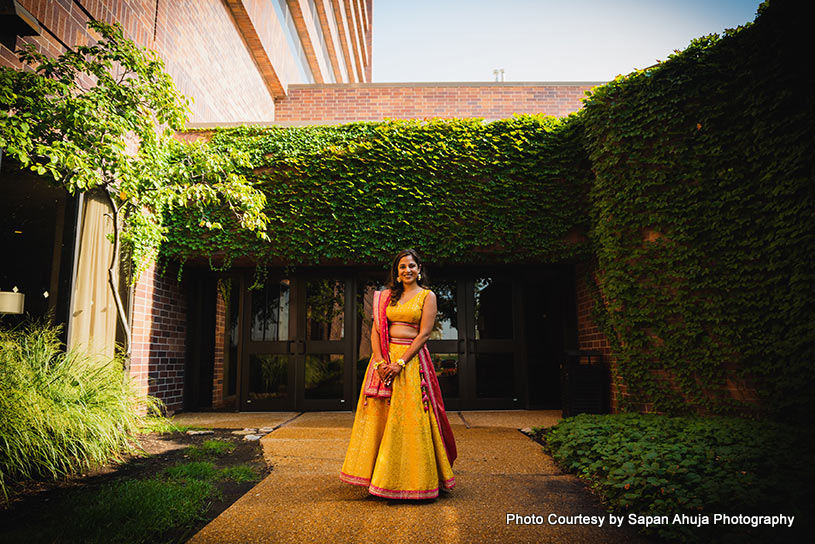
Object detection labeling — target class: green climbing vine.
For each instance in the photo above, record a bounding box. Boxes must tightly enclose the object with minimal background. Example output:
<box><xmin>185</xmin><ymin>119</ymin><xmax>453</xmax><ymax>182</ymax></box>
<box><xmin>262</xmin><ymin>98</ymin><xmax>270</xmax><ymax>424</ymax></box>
<box><xmin>162</xmin><ymin>114</ymin><xmax>594</xmax><ymax>267</ymax></box>
<box><xmin>581</xmin><ymin>0</ymin><xmax>814</xmax><ymax>422</ymax></box>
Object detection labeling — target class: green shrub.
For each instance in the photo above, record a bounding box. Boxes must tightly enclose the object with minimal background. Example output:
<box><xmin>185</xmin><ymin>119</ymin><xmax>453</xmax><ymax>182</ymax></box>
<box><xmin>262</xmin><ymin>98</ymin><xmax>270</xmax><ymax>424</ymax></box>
<box><xmin>0</xmin><ymin>319</ymin><xmax>160</xmax><ymax>500</ymax></box>
<box><xmin>539</xmin><ymin>413</ymin><xmax>814</xmax><ymax>542</ymax></box>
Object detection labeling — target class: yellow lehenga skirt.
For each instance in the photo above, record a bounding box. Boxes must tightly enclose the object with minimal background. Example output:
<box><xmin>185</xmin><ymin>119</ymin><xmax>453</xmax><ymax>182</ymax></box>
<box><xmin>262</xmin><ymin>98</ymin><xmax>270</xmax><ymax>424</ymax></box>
<box><xmin>340</xmin><ymin>339</ymin><xmax>455</xmax><ymax>499</ymax></box>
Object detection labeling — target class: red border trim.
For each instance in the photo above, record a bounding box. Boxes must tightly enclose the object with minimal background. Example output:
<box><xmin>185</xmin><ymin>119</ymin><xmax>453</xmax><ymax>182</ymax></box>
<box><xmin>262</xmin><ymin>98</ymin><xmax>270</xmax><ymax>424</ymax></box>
<box><xmin>340</xmin><ymin>471</ymin><xmax>371</xmax><ymax>486</ymax></box>
<box><xmin>368</xmin><ymin>483</ymin><xmax>439</xmax><ymax>500</ymax></box>
<box><xmin>341</xmin><ymin>474</ymin><xmax>456</xmax><ymax>499</ymax></box>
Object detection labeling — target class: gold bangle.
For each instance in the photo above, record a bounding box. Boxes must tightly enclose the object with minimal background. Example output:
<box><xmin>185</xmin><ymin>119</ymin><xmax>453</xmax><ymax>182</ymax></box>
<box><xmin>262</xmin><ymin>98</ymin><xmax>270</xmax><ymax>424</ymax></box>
<box><xmin>373</xmin><ymin>360</ymin><xmax>383</xmax><ymax>369</ymax></box>
<box><xmin>396</xmin><ymin>358</ymin><xmax>406</xmax><ymax>367</ymax></box>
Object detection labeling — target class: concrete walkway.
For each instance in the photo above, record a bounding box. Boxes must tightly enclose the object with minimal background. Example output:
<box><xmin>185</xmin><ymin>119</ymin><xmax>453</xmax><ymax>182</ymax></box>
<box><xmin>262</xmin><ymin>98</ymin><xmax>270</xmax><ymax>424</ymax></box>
<box><xmin>173</xmin><ymin>411</ymin><xmax>656</xmax><ymax>544</ymax></box>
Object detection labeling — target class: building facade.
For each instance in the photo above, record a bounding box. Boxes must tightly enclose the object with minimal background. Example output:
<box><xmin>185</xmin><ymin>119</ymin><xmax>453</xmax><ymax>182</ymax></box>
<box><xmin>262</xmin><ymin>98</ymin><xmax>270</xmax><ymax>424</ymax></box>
<box><xmin>1</xmin><ymin>0</ymin><xmax>616</xmax><ymax>415</ymax></box>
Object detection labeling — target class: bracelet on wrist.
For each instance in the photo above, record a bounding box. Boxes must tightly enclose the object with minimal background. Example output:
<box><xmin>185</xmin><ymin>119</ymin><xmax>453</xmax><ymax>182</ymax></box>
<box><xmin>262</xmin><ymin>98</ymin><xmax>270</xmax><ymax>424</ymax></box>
<box><xmin>396</xmin><ymin>358</ymin><xmax>406</xmax><ymax>367</ymax></box>
<box><xmin>373</xmin><ymin>360</ymin><xmax>383</xmax><ymax>369</ymax></box>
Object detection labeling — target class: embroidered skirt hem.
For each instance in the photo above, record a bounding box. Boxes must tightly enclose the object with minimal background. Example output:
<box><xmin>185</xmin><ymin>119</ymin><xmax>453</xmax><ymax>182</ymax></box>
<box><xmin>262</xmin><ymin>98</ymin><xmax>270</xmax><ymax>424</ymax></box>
<box><xmin>340</xmin><ymin>341</ymin><xmax>455</xmax><ymax>500</ymax></box>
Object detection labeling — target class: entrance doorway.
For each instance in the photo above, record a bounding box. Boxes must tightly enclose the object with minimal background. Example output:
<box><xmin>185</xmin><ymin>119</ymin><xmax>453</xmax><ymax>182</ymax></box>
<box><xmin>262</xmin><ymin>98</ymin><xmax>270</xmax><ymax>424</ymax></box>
<box><xmin>238</xmin><ymin>272</ymin><xmax>354</xmax><ymax>411</ymax></box>
<box><xmin>224</xmin><ymin>266</ymin><xmax>575</xmax><ymax>411</ymax></box>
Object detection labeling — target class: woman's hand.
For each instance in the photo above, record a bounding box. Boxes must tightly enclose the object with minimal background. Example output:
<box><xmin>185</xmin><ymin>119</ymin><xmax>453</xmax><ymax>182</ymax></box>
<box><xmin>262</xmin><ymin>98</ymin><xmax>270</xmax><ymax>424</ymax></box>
<box><xmin>379</xmin><ymin>362</ymin><xmax>402</xmax><ymax>386</ymax></box>
<box><xmin>375</xmin><ymin>360</ymin><xmax>388</xmax><ymax>382</ymax></box>
<box><xmin>385</xmin><ymin>363</ymin><xmax>402</xmax><ymax>385</ymax></box>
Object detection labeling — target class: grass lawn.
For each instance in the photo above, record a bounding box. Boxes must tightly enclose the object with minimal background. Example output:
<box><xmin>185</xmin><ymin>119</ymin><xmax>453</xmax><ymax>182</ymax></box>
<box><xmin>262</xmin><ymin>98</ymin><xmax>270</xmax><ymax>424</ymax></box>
<box><xmin>0</xmin><ymin>427</ymin><xmax>271</xmax><ymax>544</ymax></box>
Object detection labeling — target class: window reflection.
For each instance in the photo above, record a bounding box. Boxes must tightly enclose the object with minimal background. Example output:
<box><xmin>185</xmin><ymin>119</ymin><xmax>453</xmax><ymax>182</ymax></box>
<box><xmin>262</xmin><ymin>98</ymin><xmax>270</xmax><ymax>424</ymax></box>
<box><xmin>306</xmin><ymin>279</ymin><xmax>344</xmax><ymax>340</ymax></box>
<box><xmin>356</xmin><ymin>279</ymin><xmax>385</xmax><ymax>385</ymax></box>
<box><xmin>430</xmin><ymin>280</ymin><xmax>458</xmax><ymax>340</ymax></box>
<box><xmin>473</xmin><ymin>277</ymin><xmax>513</xmax><ymax>339</ymax></box>
<box><xmin>476</xmin><ymin>353</ymin><xmax>514</xmax><ymax>398</ymax></box>
<box><xmin>430</xmin><ymin>352</ymin><xmax>459</xmax><ymax>398</ymax></box>
<box><xmin>250</xmin><ymin>279</ymin><xmax>290</xmax><ymax>341</ymax></box>
<box><xmin>304</xmin><ymin>354</ymin><xmax>344</xmax><ymax>399</ymax></box>
<box><xmin>249</xmin><ymin>354</ymin><xmax>289</xmax><ymax>400</ymax></box>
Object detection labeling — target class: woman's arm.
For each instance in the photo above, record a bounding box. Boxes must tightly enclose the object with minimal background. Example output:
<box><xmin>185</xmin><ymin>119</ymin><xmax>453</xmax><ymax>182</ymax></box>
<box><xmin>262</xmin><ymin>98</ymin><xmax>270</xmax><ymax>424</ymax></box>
<box><xmin>371</xmin><ymin>304</ymin><xmax>389</xmax><ymax>381</ymax></box>
<box><xmin>389</xmin><ymin>291</ymin><xmax>437</xmax><ymax>372</ymax></box>
<box><xmin>371</xmin><ymin>318</ymin><xmax>384</xmax><ymax>361</ymax></box>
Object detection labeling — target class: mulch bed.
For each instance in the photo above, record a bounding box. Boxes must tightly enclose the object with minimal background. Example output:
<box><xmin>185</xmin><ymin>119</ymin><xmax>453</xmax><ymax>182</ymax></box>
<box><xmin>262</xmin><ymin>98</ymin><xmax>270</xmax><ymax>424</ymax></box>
<box><xmin>0</xmin><ymin>429</ymin><xmax>272</xmax><ymax>543</ymax></box>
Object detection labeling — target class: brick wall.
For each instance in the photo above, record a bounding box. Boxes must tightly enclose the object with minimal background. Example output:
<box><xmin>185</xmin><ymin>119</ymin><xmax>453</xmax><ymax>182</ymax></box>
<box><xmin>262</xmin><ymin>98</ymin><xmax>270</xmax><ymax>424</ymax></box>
<box><xmin>272</xmin><ymin>82</ymin><xmax>602</xmax><ymax>124</ymax></box>
<box><xmin>574</xmin><ymin>260</ymin><xmax>620</xmax><ymax>413</ymax></box>
<box><xmin>575</xmin><ymin>260</ymin><xmax>760</xmax><ymax>415</ymax></box>
<box><xmin>211</xmin><ymin>285</ymin><xmax>227</xmax><ymax>408</ymax></box>
<box><xmin>4</xmin><ymin>0</ymin><xmax>277</xmax><ymax>123</ymax></box>
<box><xmin>130</xmin><ymin>262</ymin><xmax>186</xmax><ymax>414</ymax></box>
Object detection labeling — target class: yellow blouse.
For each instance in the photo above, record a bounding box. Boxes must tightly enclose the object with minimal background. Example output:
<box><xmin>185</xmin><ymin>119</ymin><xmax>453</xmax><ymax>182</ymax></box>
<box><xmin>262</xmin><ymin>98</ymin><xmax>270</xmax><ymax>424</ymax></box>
<box><xmin>386</xmin><ymin>288</ymin><xmax>430</xmax><ymax>326</ymax></box>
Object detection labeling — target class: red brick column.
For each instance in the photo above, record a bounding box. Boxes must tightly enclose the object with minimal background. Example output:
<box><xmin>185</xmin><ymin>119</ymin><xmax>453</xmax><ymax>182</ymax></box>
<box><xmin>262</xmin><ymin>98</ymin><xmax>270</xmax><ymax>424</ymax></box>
<box><xmin>575</xmin><ymin>260</ymin><xmax>621</xmax><ymax>413</ymax></box>
<box><xmin>211</xmin><ymin>285</ymin><xmax>227</xmax><ymax>408</ymax></box>
<box><xmin>130</xmin><ymin>262</ymin><xmax>186</xmax><ymax>415</ymax></box>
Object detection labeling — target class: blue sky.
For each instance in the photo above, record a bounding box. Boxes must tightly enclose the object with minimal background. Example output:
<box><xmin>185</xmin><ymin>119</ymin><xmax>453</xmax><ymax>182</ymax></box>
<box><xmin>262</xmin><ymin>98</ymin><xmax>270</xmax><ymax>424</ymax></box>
<box><xmin>371</xmin><ymin>0</ymin><xmax>763</xmax><ymax>82</ymax></box>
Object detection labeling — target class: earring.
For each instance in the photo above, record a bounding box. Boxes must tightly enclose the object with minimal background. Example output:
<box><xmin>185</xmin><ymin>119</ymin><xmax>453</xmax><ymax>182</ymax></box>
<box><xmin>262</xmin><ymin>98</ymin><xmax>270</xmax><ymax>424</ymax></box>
<box><xmin>418</xmin><ymin>273</ymin><xmax>422</xmax><ymax>281</ymax></box>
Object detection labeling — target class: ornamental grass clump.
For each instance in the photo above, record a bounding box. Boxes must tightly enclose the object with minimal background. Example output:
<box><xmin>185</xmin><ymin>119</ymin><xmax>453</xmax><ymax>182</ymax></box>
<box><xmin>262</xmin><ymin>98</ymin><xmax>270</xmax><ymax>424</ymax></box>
<box><xmin>0</xmin><ymin>319</ymin><xmax>160</xmax><ymax>500</ymax></box>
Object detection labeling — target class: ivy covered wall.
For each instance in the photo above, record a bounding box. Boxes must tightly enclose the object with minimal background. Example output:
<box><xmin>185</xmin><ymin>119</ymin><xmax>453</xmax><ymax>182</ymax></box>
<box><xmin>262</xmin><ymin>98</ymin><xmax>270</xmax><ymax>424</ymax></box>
<box><xmin>581</xmin><ymin>0</ymin><xmax>813</xmax><ymax>422</ymax></box>
<box><xmin>163</xmin><ymin>115</ymin><xmax>593</xmax><ymax>268</ymax></box>
<box><xmin>163</xmin><ymin>1</ymin><xmax>812</xmax><ymax>422</ymax></box>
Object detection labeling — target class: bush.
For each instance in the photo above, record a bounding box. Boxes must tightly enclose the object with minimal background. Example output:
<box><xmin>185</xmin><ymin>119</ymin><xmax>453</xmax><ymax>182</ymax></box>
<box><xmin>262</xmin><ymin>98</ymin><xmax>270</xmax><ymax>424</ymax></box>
<box><xmin>0</xmin><ymin>319</ymin><xmax>161</xmax><ymax>500</ymax></box>
<box><xmin>538</xmin><ymin>413</ymin><xmax>814</xmax><ymax>543</ymax></box>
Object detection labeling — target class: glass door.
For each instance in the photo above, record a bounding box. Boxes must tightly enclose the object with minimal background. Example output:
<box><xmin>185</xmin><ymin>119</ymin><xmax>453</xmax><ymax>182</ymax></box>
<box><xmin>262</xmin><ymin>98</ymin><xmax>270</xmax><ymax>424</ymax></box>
<box><xmin>297</xmin><ymin>276</ymin><xmax>353</xmax><ymax>410</ymax></box>
<box><xmin>239</xmin><ymin>271</ymin><xmax>354</xmax><ymax>411</ymax></box>
<box><xmin>463</xmin><ymin>274</ymin><xmax>524</xmax><ymax>409</ymax></box>
<box><xmin>241</xmin><ymin>274</ymin><xmax>296</xmax><ymax>410</ymax></box>
<box><xmin>425</xmin><ymin>277</ymin><xmax>464</xmax><ymax>410</ymax></box>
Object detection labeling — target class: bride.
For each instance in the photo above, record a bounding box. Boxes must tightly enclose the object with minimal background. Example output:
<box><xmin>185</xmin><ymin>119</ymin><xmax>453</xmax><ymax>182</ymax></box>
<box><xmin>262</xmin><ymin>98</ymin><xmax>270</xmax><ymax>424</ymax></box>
<box><xmin>340</xmin><ymin>248</ymin><xmax>457</xmax><ymax>499</ymax></box>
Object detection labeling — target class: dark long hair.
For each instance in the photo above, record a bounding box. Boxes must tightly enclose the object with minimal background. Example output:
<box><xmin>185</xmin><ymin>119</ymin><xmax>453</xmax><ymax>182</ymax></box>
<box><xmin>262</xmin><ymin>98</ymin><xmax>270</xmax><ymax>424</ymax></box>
<box><xmin>387</xmin><ymin>248</ymin><xmax>429</xmax><ymax>305</ymax></box>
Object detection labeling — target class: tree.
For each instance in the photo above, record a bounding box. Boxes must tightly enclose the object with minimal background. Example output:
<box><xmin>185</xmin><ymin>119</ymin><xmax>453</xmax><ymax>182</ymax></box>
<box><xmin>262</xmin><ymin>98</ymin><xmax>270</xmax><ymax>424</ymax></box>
<box><xmin>0</xmin><ymin>21</ymin><xmax>269</xmax><ymax>360</ymax></box>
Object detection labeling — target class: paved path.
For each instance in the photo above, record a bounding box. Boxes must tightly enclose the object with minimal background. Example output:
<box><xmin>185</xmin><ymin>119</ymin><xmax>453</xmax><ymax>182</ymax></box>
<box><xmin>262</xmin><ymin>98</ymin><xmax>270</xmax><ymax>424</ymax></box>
<box><xmin>173</xmin><ymin>411</ymin><xmax>656</xmax><ymax>544</ymax></box>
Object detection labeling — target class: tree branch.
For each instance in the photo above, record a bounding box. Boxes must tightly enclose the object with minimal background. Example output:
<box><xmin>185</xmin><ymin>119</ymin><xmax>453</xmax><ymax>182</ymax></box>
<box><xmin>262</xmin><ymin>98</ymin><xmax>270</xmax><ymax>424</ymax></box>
<box><xmin>103</xmin><ymin>188</ymin><xmax>133</xmax><ymax>368</ymax></box>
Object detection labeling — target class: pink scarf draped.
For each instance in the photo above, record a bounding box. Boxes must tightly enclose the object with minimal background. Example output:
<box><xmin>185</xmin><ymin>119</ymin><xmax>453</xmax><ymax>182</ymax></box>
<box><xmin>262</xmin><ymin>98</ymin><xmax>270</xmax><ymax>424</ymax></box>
<box><xmin>362</xmin><ymin>288</ymin><xmax>458</xmax><ymax>465</ymax></box>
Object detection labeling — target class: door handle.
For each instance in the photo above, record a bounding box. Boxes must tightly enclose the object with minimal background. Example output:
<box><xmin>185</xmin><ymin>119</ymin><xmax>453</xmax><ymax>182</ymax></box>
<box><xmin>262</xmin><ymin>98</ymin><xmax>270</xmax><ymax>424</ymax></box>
<box><xmin>286</xmin><ymin>340</ymin><xmax>294</xmax><ymax>354</ymax></box>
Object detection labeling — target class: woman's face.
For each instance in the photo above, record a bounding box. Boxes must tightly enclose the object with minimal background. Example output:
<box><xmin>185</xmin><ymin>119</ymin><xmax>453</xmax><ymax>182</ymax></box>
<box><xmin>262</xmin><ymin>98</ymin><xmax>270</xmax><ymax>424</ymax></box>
<box><xmin>397</xmin><ymin>255</ymin><xmax>420</xmax><ymax>285</ymax></box>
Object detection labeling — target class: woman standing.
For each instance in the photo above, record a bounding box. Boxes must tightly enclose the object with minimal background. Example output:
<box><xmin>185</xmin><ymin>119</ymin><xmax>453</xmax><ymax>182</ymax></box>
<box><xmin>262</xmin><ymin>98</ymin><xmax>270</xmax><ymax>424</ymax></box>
<box><xmin>340</xmin><ymin>248</ymin><xmax>457</xmax><ymax>499</ymax></box>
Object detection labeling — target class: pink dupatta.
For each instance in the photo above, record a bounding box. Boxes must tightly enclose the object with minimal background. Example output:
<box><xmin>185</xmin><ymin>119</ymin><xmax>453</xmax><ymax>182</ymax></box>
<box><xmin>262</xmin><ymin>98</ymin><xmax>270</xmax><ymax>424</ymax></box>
<box><xmin>362</xmin><ymin>288</ymin><xmax>458</xmax><ymax>465</ymax></box>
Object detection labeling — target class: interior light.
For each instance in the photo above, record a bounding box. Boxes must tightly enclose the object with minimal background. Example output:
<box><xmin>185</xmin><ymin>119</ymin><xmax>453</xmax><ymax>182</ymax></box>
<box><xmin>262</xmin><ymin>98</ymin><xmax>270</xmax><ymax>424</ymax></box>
<box><xmin>0</xmin><ymin>286</ymin><xmax>25</xmax><ymax>314</ymax></box>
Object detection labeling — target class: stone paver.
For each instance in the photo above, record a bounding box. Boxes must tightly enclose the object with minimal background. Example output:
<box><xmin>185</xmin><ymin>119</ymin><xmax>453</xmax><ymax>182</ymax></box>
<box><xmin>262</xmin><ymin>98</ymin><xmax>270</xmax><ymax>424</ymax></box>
<box><xmin>457</xmin><ymin>410</ymin><xmax>562</xmax><ymax>430</ymax></box>
<box><xmin>171</xmin><ymin>412</ymin><xmax>300</xmax><ymax>430</ymax></box>
<box><xmin>185</xmin><ymin>411</ymin><xmax>657</xmax><ymax>544</ymax></box>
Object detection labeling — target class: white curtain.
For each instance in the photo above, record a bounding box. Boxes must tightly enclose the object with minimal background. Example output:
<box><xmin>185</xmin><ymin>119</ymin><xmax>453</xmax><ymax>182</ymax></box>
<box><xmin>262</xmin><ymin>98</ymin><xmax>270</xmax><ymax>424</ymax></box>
<box><xmin>68</xmin><ymin>191</ymin><xmax>117</xmax><ymax>360</ymax></box>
